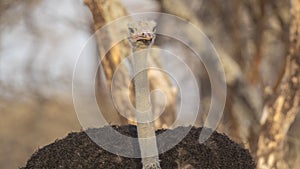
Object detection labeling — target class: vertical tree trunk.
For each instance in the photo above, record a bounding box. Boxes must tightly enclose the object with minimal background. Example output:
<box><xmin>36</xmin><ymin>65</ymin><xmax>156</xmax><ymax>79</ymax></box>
<box><xmin>256</xmin><ymin>0</ymin><xmax>300</xmax><ymax>168</ymax></box>
<box><xmin>84</xmin><ymin>0</ymin><xmax>131</xmax><ymax>124</ymax></box>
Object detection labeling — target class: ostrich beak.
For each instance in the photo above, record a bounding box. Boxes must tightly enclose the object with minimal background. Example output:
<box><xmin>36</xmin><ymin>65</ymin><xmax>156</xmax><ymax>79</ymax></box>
<box><xmin>130</xmin><ymin>32</ymin><xmax>155</xmax><ymax>43</ymax></box>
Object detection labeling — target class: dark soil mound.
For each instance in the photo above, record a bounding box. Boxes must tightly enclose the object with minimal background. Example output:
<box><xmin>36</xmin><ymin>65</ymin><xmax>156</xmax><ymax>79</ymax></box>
<box><xmin>22</xmin><ymin>125</ymin><xmax>255</xmax><ymax>169</ymax></box>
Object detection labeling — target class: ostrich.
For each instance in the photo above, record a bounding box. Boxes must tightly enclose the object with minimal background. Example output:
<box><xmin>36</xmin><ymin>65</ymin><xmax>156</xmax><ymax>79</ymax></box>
<box><xmin>128</xmin><ymin>20</ymin><xmax>161</xmax><ymax>169</ymax></box>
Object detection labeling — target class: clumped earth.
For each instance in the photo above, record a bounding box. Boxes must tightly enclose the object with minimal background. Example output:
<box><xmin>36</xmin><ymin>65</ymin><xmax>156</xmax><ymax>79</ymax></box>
<box><xmin>22</xmin><ymin>125</ymin><xmax>255</xmax><ymax>169</ymax></box>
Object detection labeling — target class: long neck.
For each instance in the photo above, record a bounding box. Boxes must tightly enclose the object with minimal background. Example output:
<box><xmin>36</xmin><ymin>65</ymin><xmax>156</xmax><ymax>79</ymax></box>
<box><xmin>131</xmin><ymin>41</ymin><xmax>161</xmax><ymax>168</ymax></box>
<box><xmin>132</xmin><ymin>41</ymin><xmax>151</xmax><ymax>110</ymax></box>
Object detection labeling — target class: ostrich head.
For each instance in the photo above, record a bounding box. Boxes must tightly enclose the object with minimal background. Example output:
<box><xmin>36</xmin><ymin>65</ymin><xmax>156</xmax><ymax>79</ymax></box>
<box><xmin>128</xmin><ymin>20</ymin><xmax>157</xmax><ymax>46</ymax></box>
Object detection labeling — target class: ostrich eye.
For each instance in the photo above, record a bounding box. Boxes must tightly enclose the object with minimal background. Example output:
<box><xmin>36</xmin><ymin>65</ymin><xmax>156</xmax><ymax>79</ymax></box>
<box><xmin>129</xmin><ymin>27</ymin><xmax>135</xmax><ymax>33</ymax></box>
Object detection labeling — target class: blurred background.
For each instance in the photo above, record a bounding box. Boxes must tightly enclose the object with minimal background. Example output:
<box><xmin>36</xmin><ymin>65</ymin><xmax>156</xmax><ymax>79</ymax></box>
<box><xmin>0</xmin><ymin>0</ymin><xmax>299</xmax><ymax>169</ymax></box>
